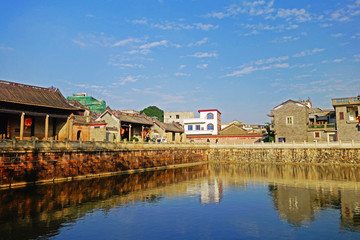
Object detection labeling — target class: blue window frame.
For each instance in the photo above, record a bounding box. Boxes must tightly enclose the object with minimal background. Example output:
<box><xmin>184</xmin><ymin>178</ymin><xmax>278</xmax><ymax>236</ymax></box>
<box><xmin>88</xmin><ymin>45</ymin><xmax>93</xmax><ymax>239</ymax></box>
<box><xmin>207</xmin><ymin>113</ymin><xmax>214</xmax><ymax>119</ymax></box>
<box><xmin>207</xmin><ymin>124</ymin><xmax>214</xmax><ymax>130</ymax></box>
<box><xmin>195</xmin><ymin>125</ymin><xmax>200</xmax><ymax>130</ymax></box>
<box><xmin>188</xmin><ymin>125</ymin><xmax>193</xmax><ymax>131</ymax></box>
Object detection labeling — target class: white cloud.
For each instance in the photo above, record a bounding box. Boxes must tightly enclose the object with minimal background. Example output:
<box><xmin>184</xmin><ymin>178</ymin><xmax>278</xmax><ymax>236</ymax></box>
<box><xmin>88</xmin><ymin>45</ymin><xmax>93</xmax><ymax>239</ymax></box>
<box><xmin>0</xmin><ymin>44</ymin><xmax>14</xmax><ymax>51</ymax></box>
<box><xmin>293</xmin><ymin>48</ymin><xmax>325</xmax><ymax>57</ymax></box>
<box><xmin>139</xmin><ymin>40</ymin><xmax>168</xmax><ymax>49</ymax></box>
<box><xmin>331</xmin><ymin>33</ymin><xmax>344</xmax><ymax>38</ymax></box>
<box><xmin>189</xmin><ymin>52</ymin><xmax>218</xmax><ymax>58</ymax></box>
<box><xmin>196</xmin><ymin>64</ymin><xmax>208</xmax><ymax>69</ymax></box>
<box><xmin>178</xmin><ymin>65</ymin><xmax>186</xmax><ymax>70</ymax></box>
<box><xmin>322</xmin><ymin>58</ymin><xmax>346</xmax><ymax>63</ymax></box>
<box><xmin>188</xmin><ymin>37</ymin><xmax>208</xmax><ymax>47</ymax></box>
<box><xmin>115</xmin><ymin>75</ymin><xmax>140</xmax><ymax>86</ymax></box>
<box><xmin>131</xmin><ymin>19</ymin><xmax>147</xmax><ymax>25</ymax></box>
<box><xmin>226</xmin><ymin>62</ymin><xmax>289</xmax><ymax>77</ymax></box>
<box><xmin>112</xmin><ymin>38</ymin><xmax>143</xmax><ymax>47</ymax></box>
<box><xmin>194</xmin><ymin>23</ymin><xmax>219</xmax><ymax>31</ymax></box>
<box><xmin>175</xmin><ymin>72</ymin><xmax>191</xmax><ymax>76</ymax></box>
<box><xmin>75</xmin><ymin>84</ymin><xmax>104</xmax><ymax>89</ymax></box>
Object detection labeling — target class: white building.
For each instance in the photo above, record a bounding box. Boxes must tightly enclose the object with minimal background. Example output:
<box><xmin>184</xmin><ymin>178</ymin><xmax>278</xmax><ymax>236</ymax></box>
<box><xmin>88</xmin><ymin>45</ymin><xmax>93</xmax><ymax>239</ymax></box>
<box><xmin>183</xmin><ymin>109</ymin><xmax>221</xmax><ymax>135</ymax></box>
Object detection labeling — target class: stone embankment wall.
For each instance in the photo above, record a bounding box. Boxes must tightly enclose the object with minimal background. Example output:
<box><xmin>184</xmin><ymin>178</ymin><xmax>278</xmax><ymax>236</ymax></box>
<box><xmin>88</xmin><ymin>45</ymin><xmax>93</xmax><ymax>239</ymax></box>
<box><xmin>0</xmin><ymin>144</ymin><xmax>208</xmax><ymax>188</ymax></box>
<box><xmin>208</xmin><ymin>145</ymin><xmax>360</xmax><ymax>165</ymax></box>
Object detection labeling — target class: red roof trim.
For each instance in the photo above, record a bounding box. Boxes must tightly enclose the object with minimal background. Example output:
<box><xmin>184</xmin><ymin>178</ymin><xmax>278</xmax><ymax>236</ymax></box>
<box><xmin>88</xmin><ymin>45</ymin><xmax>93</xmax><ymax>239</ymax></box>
<box><xmin>198</xmin><ymin>109</ymin><xmax>221</xmax><ymax>114</ymax></box>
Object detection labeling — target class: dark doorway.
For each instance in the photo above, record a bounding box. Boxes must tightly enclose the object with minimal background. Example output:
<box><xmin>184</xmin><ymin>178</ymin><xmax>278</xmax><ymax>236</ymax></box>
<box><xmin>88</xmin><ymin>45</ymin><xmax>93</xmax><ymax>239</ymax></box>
<box><xmin>0</xmin><ymin>114</ymin><xmax>8</xmax><ymax>139</ymax></box>
<box><xmin>77</xmin><ymin>130</ymin><xmax>81</xmax><ymax>140</ymax></box>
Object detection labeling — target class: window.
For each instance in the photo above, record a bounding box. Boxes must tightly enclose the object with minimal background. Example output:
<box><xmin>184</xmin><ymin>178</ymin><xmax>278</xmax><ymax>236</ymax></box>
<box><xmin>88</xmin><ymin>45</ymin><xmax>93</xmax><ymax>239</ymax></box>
<box><xmin>176</xmin><ymin>115</ymin><xmax>180</xmax><ymax>119</ymax></box>
<box><xmin>286</xmin><ymin>116</ymin><xmax>293</xmax><ymax>125</ymax></box>
<box><xmin>339</xmin><ymin>112</ymin><xmax>344</xmax><ymax>120</ymax></box>
<box><xmin>207</xmin><ymin>113</ymin><xmax>214</xmax><ymax>119</ymax></box>
<box><xmin>314</xmin><ymin>132</ymin><xmax>320</xmax><ymax>138</ymax></box>
<box><xmin>188</xmin><ymin>125</ymin><xmax>193</xmax><ymax>131</ymax></box>
<box><xmin>195</xmin><ymin>125</ymin><xmax>200</xmax><ymax>130</ymax></box>
<box><xmin>207</xmin><ymin>124</ymin><xmax>214</xmax><ymax>130</ymax></box>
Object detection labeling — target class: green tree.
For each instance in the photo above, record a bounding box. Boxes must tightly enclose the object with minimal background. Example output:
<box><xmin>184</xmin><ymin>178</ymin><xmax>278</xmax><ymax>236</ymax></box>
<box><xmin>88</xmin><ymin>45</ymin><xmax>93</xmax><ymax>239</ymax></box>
<box><xmin>264</xmin><ymin>122</ymin><xmax>275</xmax><ymax>142</ymax></box>
<box><xmin>140</xmin><ymin>106</ymin><xmax>164</xmax><ymax>122</ymax></box>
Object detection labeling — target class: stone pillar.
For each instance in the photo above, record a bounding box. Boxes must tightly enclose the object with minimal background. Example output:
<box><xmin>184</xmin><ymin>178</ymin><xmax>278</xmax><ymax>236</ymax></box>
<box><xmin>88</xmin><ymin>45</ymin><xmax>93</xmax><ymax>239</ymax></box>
<box><xmin>181</xmin><ymin>133</ymin><xmax>187</xmax><ymax>143</ymax></box>
<box><xmin>20</xmin><ymin>112</ymin><xmax>25</xmax><ymax>140</ymax></box>
<box><xmin>45</xmin><ymin>114</ymin><xmax>49</xmax><ymax>140</ymax></box>
<box><xmin>166</xmin><ymin>132</ymin><xmax>173</xmax><ymax>143</ymax></box>
<box><xmin>117</xmin><ymin>122</ymin><xmax>121</xmax><ymax>143</ymax></box>
<box><xmin>175</xmin><ymin>132</ymin><xmax>180</xmax><ymax>143</ymax></box>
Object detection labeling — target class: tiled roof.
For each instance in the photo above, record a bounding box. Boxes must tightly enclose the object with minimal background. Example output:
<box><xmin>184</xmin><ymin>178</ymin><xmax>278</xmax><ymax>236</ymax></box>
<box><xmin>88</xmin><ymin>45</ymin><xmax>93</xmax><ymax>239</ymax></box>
<box><xmin>111</xmin><ymin>110</ymin><xmax>153</xmax><ymax>125</ymax></box>
<box><xmin>0</xmin><ymin>80</ymin><xmax>81</xmax><ymax>110</ymax></box>
<box><xmin>153</xmin><ymin>119</ymin><xmax>183</xmax><ymax>133</ymax></box>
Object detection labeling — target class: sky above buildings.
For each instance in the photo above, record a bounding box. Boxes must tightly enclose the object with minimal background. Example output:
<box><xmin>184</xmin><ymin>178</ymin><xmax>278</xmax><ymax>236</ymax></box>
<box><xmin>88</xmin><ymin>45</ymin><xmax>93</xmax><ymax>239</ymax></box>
<box><xmin>1</xmin><ymin>0</ymin><xmax>360</xmax><ymax>124</ymax></box>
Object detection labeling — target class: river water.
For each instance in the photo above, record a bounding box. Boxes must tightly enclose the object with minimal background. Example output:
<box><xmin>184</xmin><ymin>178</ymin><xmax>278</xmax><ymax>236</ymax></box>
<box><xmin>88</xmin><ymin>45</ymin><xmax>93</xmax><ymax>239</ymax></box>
<box><xmin>1</xmin><ymin>163</ymin><xmax>360</xmax><ymax>240</ymax></box>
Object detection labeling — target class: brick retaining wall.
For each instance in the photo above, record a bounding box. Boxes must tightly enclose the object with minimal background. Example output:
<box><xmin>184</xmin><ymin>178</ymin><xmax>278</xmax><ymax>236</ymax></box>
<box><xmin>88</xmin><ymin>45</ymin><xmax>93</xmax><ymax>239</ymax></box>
<box><xmin>0</xmin><ymin>147</ymin><xmax>208</xmax><ymax>187</ymax></box>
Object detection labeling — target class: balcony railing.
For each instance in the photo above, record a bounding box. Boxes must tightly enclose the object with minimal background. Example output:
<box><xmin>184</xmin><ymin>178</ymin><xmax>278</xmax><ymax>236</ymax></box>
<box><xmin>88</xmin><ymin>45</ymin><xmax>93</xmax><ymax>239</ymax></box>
<box><xmin>308</xmin><ymin>123</ymin><xmax>336</xmax><ymax>131</ymax></box>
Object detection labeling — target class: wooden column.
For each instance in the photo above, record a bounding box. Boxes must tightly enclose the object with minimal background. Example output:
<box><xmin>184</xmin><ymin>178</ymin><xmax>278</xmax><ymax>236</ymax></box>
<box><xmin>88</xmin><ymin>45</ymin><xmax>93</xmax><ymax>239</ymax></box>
<box><xmin>129</xmin><ymin>124</ymin><xmax>132</xmax><ymax>140</ymax></box>
<box><xmin>20</xmin><ymin>112</ymin><xmax>25</xmax><ymax>140</ymax></box>
<box><xmin>45</xmin><ymin>114</ymin><xmax>49</xmax><ymax>140</ymax></box>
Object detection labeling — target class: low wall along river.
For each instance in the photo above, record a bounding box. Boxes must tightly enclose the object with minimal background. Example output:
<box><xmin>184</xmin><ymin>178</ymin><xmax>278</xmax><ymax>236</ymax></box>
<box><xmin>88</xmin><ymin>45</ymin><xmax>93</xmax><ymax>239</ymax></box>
<box><xmin>0</xmin><ymin>139</ymin><xmax>360</xmax><ymax>188</ymax></box>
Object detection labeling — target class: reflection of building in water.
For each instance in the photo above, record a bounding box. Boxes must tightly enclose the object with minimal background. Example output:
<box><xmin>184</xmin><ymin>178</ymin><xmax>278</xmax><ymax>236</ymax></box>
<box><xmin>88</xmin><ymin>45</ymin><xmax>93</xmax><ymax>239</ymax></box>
<box><xmin>269</xmin><ymin>185</ymin><xmax>320</xmax><ymax>226</ymax></box>
<box><xmin>187</xmin><ymin>178</ymin><xmax>223</xmax><ymax>204</ymax></box>
<box><xmin>200</xmin><ymin>179</ymin><xmax>223</xmax><ymax>204</ymax></box>
<box><xmin>341</xmin><ymin>191</ymin><xmax>360</xmax><ymax>231</ymax></box>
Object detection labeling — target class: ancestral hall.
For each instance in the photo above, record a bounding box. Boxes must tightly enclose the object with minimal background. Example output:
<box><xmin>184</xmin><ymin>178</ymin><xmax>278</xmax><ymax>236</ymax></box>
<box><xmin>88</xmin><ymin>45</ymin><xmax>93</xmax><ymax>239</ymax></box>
<box><xmin>0</xmin><ymin>80</ymin><xmax>85</xmax><ymax>140</ymax></box>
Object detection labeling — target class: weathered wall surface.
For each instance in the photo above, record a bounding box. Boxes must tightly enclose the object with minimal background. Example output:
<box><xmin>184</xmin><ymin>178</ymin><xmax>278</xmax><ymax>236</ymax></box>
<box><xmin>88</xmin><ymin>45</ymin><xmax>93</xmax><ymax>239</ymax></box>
<box><xmin>208</xmin><ymin>147</ymin><xmax>360</xmax><ymax>165</ymax></box>
<box><xmin>0</xmin><ymin>147</ymin><xmax>208</xmax><ymax>187</ymax></box>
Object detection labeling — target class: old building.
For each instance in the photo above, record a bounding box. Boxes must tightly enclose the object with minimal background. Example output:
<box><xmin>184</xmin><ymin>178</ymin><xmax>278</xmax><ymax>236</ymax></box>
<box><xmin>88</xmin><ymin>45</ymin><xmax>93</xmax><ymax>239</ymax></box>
<box><xmin>268</xmin><ymin>100</ymin><xmax>309</xmax><ymax>143</ymax></box>
<box><xmin>164</xmin><ymin>111</ymin><xmax>194</xmax><ymax>126</ymax></box>
<box><xmin>183</xmin><ymin>109</ymin><xmax>221</xmax><ymax>136</ymax></box>
<box><xmin>95</xmin><ymin>108</ymin><xmax>153</xmax><ymax>142</ymax></box>
<box><xmin>151</xmin><ymin>119</ymin><xmax>184</xmax><ymax>142</ymax></box>
<box><xmin>332</xmin><ymin>96</ymin><xmax>360</xmax><ymax>141</ymax></box>
<box><xmin>268</xmin><ymin>99</ymin><xmax>337</xmax><ymax>143</ymax></box>
<box><xmin>0</xmin><ymin>80</ymin><xmax>85</xmax><ymax>140</ymax></box>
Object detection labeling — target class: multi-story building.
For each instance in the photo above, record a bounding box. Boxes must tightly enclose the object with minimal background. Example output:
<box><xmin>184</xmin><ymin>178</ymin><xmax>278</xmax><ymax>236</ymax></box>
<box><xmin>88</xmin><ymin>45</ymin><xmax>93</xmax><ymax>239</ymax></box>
<box><xmin>332</xmin><ymin>96</ymin><xmax>360</xmax><ymax>141</ymax></box>
<box><xmin>268</xmin><ymin>100</ymin><xmax>336</xmax><ymax>143</ymax></box>
<box><xmin>164</xmin><ymin>111</ymin><xmax>194</xmax><ymax>126</ymax></box>
<box><xmin>183</xmin><ymin>109</ymin><xmax>221</xmax><ymax>136</ymax></box>
<box><xmin>67</xmin><ymin>93</ymin><xmax>106</xmax><ymax>114</ymax></box>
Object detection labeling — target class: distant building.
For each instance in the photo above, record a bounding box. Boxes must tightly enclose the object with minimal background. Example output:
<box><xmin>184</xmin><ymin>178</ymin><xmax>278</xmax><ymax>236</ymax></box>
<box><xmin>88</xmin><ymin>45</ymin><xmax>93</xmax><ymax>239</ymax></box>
<box><xmin>221</xmin><ymin>120</ymin><xmax>245</xmax><ymax>130</ymax></box>
<box><xmin>332</xmin><ymin>96</ymin><xmax>360</xmax><ymax>141</ymax></box>
<box><xmin>183</xmin><ymin>109</ymin><xmax>221</xmax><ymax>136</ymax></box>
<box><xmin>164</xmin><ymin>111</ymin><xmax>194</xmax><ymax>125</ymax></box>
<box><xmin>67</xmin><ymin>93</ymin><xmax>106</xmax><ymax>114</ymax></box>
<box><xmin>268</xmin><ymin>99</ymin><xmax>336</xmax><ymax>143</ymax></box>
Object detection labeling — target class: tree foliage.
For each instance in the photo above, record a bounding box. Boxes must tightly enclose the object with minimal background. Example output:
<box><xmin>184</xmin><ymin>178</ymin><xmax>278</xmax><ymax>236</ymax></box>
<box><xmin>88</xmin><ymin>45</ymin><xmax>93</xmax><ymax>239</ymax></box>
<box><xmin>264</xmin><ymin>122</ymin><xmax>275</xmax><ymax>142</ymax></box>
<box><xmin>140</xmin><ymin>106</ymin><xmax>164</xmax><ymax>122</ymax></box>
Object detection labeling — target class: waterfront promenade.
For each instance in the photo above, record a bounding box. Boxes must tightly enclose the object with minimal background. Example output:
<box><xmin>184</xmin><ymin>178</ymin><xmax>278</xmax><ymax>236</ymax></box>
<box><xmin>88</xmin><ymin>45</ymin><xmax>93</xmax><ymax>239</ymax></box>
<box><xmin>0</xmin><ymin>138</ymin><xmax>360</xmax><ymax>189</ymax></box>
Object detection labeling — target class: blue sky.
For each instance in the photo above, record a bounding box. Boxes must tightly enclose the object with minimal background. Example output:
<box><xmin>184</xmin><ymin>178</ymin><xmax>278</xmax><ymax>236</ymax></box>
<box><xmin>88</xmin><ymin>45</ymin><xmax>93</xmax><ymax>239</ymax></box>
<box><xmin>1</xmin><ymin>0</ymin><xmax>360</xmax><ymax>124</ymax></box>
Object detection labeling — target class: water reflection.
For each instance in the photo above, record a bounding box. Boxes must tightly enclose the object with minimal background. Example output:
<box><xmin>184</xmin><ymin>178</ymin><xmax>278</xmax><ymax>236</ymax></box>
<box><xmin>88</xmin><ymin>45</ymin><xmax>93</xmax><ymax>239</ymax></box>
<box><xmin>1</xmin><ymin>163</ymin><xmax>360</xmax><ymax>239</ymax></box>
<box><xmin>209</xmin><ymin>164</ymin><xmax>360</xmax><ymax>231</ymax></box>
